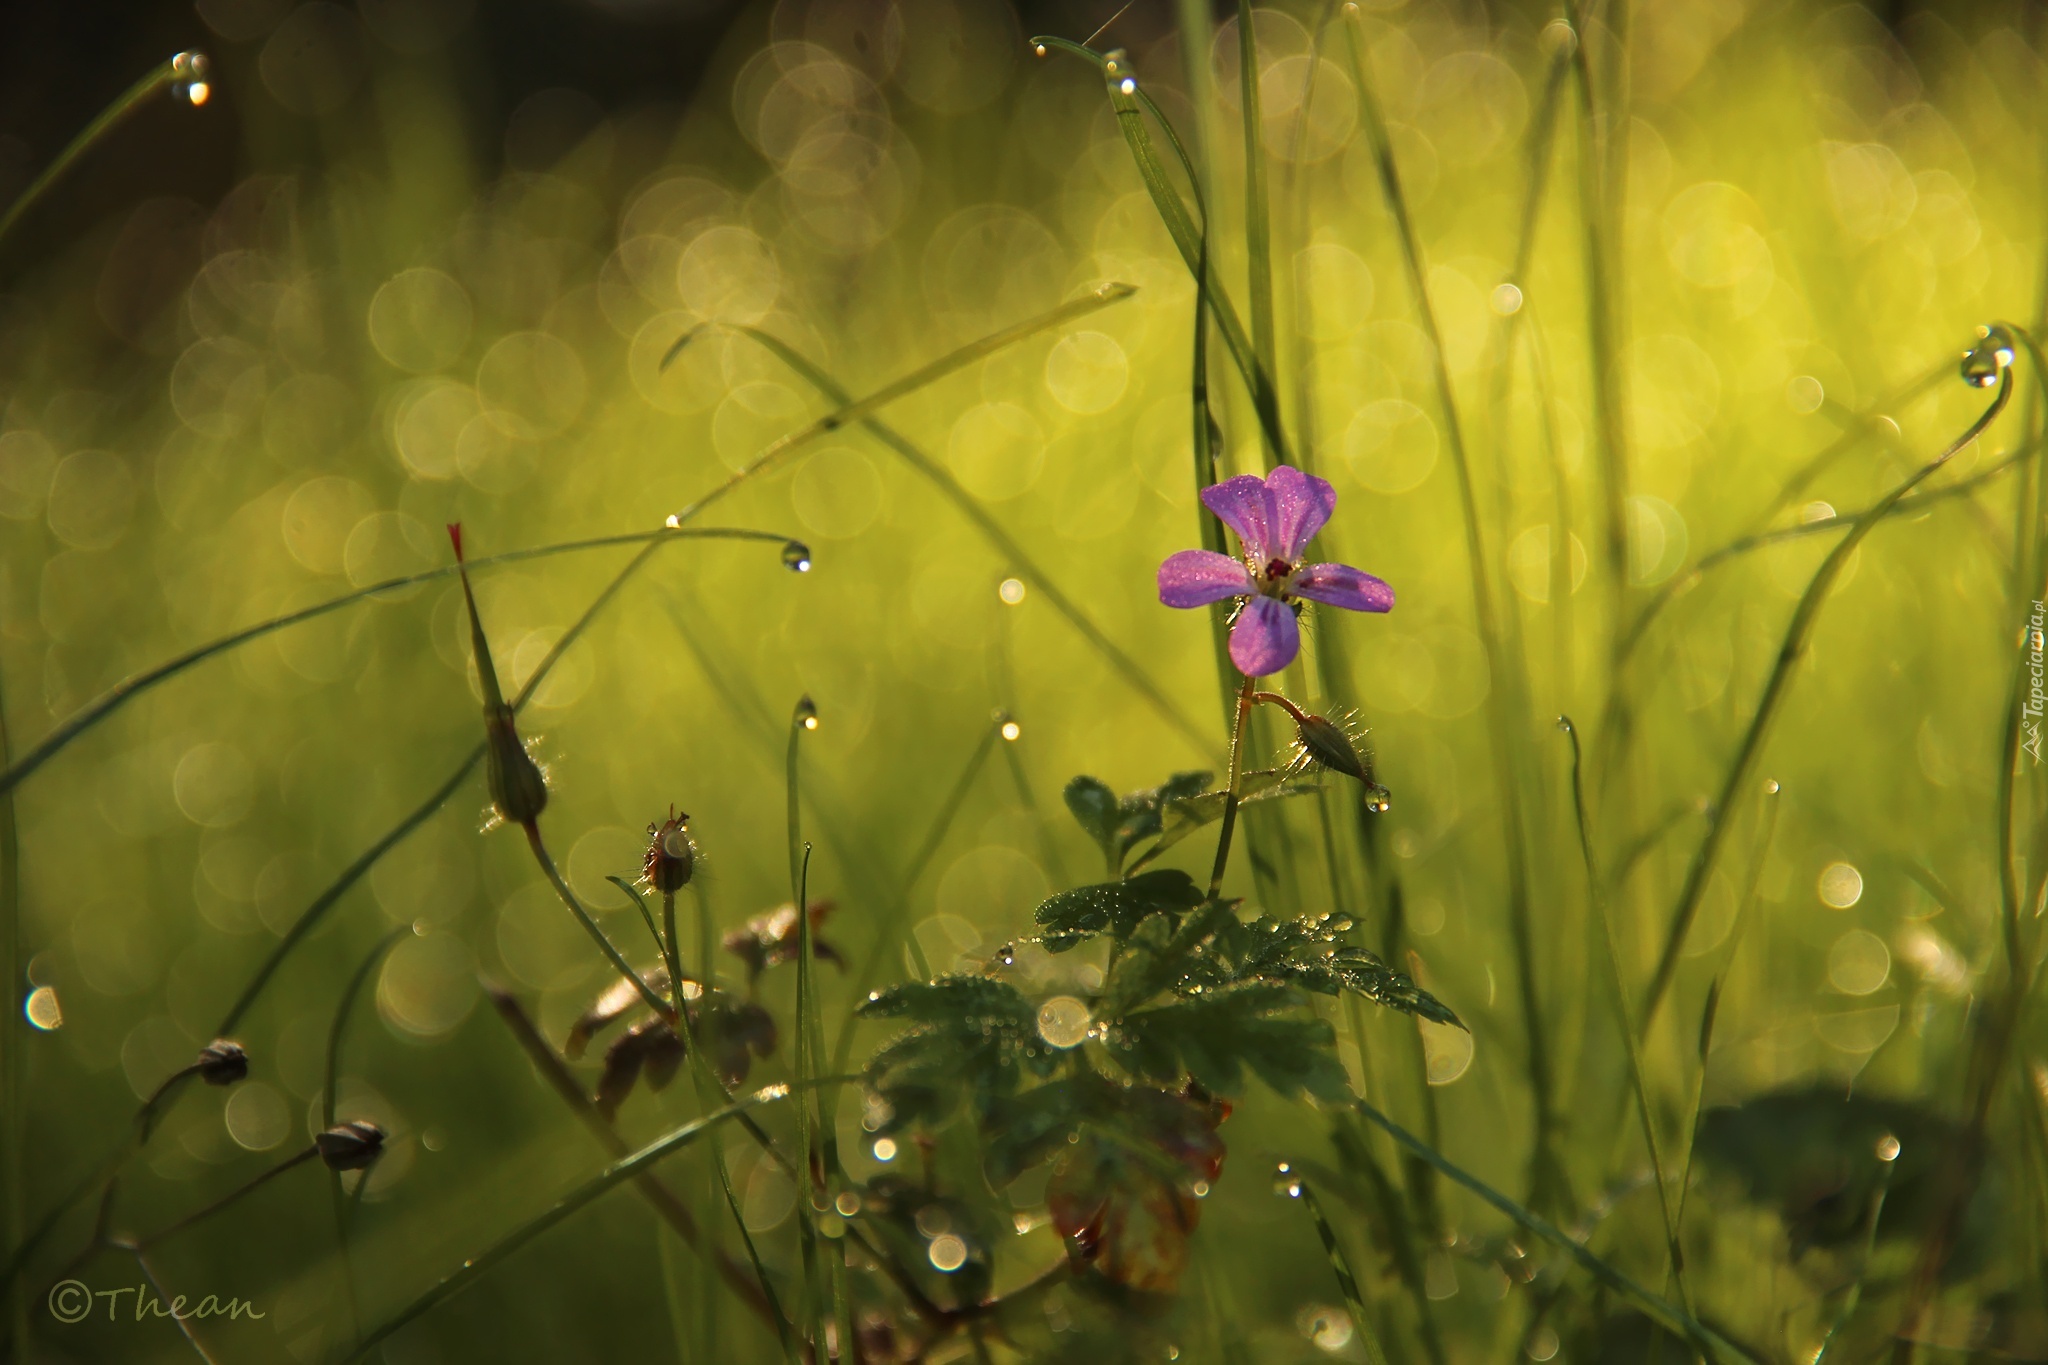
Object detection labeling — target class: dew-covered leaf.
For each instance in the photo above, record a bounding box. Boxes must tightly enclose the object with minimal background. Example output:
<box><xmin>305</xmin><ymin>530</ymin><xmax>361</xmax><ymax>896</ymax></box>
<box><xmin>1063</xmin><ymin>775</ymin><xmax>1120</xmax><ymax>859</ymax></box>
<box><xmin>859</xmin><ymin>977</ymin><xmax>1057</xmax><ymax>1131</ymax></box>
<box><xmin>1034</xmin><ymin>869</ymin><xmax>1204</xmax><ymax>951</ymax></box>
<box><xmin>1102</xmin><ymin>980</ymin><xmax>1349</xmax><ymax>1101</ymax></box>
<box><xmin>1130</xmin><ymin>770</ymin><xmax>1324</xmax><ymax>869</ymax></box>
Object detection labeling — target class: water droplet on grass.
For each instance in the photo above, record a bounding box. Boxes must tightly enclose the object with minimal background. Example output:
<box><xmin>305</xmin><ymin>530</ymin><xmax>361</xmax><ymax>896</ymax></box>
<box><xmin>782</xmin><ymin>540</ymin><xmax>812</xmax><ymax>572</ymax></box>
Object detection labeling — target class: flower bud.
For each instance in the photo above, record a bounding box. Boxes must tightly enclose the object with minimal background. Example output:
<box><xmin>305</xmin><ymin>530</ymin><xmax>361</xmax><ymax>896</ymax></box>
<box><xmin>316</xmin><ymin>1120</ymin><xmax>386</xmax><ymax>1172</ymax></box>
<box><xmin>1294</xmin><ymin>713</ymin><xmax>1368</xmax><ymax>782</ymax></box>
<box><xmin>643</xmin><ymin>809</ymin><xmax>695</xmax><ymax>894</ymax></box>
<box><xmin>448</xmin><ymin>524</ymin><xmax>549</xmax><ymax>828</ymax></box>
<box><xmin>195</xmin><ymin>1039</ymin><xmax>248</xmax><ymax>1086</ymax></box>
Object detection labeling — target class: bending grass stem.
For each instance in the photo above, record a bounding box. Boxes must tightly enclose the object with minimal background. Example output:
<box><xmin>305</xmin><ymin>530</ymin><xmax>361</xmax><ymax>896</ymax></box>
<box><xmin>728</xmin><ymin>326</ymin><xmax>1222</xmax><ymax>765</ymax></box>
<box><xmin>1347</xmin><ymin>1097</ymin><xmax>1753</xmax><ymax>1365</ymax></box>
<box><xmin>1559</xmin><ymin>718</ymin><xmax>1695</xmax><ymax>1319</ymax></box>
<box><xmin>0</xmin><ymin>528</ymin><xmax>789</xmax><ymax>798</ymax></box>
<box><xmin>1640</xmin><ymin>365</ymin><xmax>2016</xmax><ymax>1028</ymax></box>
<box><xmin>525</xmin><ymin>825</ymin><xmax>670</xmax><ymax>1019</ymax></box>
<box><xmin>1293</xmin><ymin>1177</ymin><xmax>1393</xmax><ymax>1365</ymax></box>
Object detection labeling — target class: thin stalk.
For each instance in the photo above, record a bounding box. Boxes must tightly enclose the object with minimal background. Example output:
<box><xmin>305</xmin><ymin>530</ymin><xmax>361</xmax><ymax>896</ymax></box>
<box><xmin>1641</xmin><ymin>366</ymin><xmax>2016</xmax><ymax>1027</ymax></box>
<box><xmin>1341</xmin><ymin>2</ymin><xmax>1556</xmax><ymax>1209</ymax></box>
<box><xmin>1811</xmin><ymin>1150</ymin><xmax>1898</xmax><ymax>1365</ymax></box>
<box><xmin>482</xmin><ymin>985</ymin><xmax>775</xmax><ymax>1324</ymax></box>
<box><xmin>323</xmin><ymin>924</ymin><xmax>410</xmax><ymax>1345</ymax></box>
<box><xmin>0</xmin><ymin>602</ymin><xmax>16</xmax><ymax>1363</ymax></box>
<box><xmin>525</xmin><ymin>825</ymin><xmax>670</xmax><ymax>1019</ymax></box>
<box><xmin>1291</xmin><ymin>1176</ymin><xmax>1393</xmax><ymax>1365</ymax></box>
<box><xmin>787</xmin><ymin>699</ymin><xmax>824</xmax><ymax>1358</ymax></box>
<box><xmin>1032</xmin><ymin>37</ymin><xmax>1289</xmax><ymax>463</ymax></box>
<box><xmin>1346</xmin><ymin>1097</ymin><xmax>1754</xmax><ymax>1365</ymax></box>
<box><xmin>729</xmin><ymin>326</ymin><xmax>1221</xmax><ymax>764</ymax></box>
<box><xmin>125</xmin><ymin>1147</ymin><xmax>319</xmax><ymax>1251</ymax></box>
<box><xmin>0</xmin><ymin>54</ymin><xmax>200</xmax><ymax>254</ymax></box>
<box><xmin>1208</xmin><ymin>677</ymin><xmax>1257</xmax><ymax>896</ymax></box>
<box><xmin>338</xmin><ymin>1091</ymin><xmax>789</xmax><ymax>1363</ymax></box>
<box><xmin>1235</xmin><ymin>0</ymin><xmax>1278</xmax><ymax>467</ymax></box>
<box><xmin>1559</xmin><ymin>718</ymin><xmax>1695</xmax><ymax>1319</ymax></box>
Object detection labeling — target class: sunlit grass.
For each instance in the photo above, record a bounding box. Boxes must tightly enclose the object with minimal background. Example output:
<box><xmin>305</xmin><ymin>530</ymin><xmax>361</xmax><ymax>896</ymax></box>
<box><xmin>2</xmin><ymin>1</ymin><xmax>2046</xmax><ymax>1361</ymax></box>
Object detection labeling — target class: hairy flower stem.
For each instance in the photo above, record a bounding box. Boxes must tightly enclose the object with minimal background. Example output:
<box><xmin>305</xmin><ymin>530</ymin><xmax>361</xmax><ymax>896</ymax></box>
<box><xmin>1208</xmin><ymin>677</ymin><xmax>1258</xmax><ymax>897</ymax></box>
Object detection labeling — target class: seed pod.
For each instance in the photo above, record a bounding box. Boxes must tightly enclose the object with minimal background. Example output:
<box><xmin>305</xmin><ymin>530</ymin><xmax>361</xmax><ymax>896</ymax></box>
<box><xmin>643</xmin><ymin>809</ymin><xmax>695</xmax><ymax>894</ymax></box>
<box><xmin>195</xmin><ymin>1039</ymin><xmax>248</xmax><ymax>1086</ymax></box>
<box><xmin>1294</xmin><ymin>713</ymin><xmax>1368</xmax><ymax>782</ymax></box>
<box><xmin>448</xmin><ymin>524</ymin><xmax>549</xmax><ymax>828</ymax></box>
<box><xmin>316</xmin><ymin>1120</ymin><xmax>386</xmax><ymax>1172</ymax></box>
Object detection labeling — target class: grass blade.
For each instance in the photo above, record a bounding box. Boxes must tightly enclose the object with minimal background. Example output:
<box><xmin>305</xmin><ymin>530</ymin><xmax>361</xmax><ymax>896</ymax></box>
<box><xmin>729</xmin><ymin>325</ymin><xmax>1224</xmax><ymax>764</ymax></box>
<box><xmin>1233</xmin><ymin>0</ymin><xmax>1280</xmax><ymax>466</ymax></box>
<box><xmin>1339</xmin><ymin>2</ymin><xmax>1557</xmax><ymax>1209</ymax></box>
<box><xmin>1346</xmin><ymin>1096</ymin><xmax>1758</xmax><ymax>1365</ymax></box>
<box><xmin>337</xmin><ymin>1089</ymin><xmax>789</xmax><ymax>1363</ymax></box>
<box><xmin>1641</xmin><ymin>364</ymin><xmax>2016</xmax><ymax>1026</ymax></box>
<box><xmin>1287</xmin><ymin>1171</ymin><xmax>1392</xmax><ymax>1365</ymax></box>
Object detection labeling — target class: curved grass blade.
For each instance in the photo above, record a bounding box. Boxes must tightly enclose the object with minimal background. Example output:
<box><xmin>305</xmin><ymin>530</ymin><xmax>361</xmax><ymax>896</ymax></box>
<box><xmin>322</xmin><ymin>925</ymin><xmax>408</xmax><ymax>1345</ymax></box>
<box><xmin>1641</xmin><ymin>364</ymin><xmax>2016</xmax><ymax>1026</ymax></box>
<box><xmin>337</xmin><ymin>1089</ymin><xmax>788</xmax><ymax>1363</ymax></box>
<box><xmin>1288</xmin><ymin>1173</ymin><xmax>1392</xmax><ymax>1365</ymax></box>
<box><xmin>728</xmin><ymin>325</ymin><xmax>1223</xmax><ymax>764</ymax></box>
<box><xmin>1347</xmin><ymin>1097</ymin><xmax>1758</xmax><ymax>1365</ymax></box>
<box><xmin>1233</xmin><ymin>0</ymin><xmax>1279</xmax><ymax>466</ymax></box>
<box><xmin>1032</xmin><ymin>36</ymin><xmax>1288</xmax><ymax>463</ymax></box>
<box><xmin>1339</xmin><ymin>2</ymin><xmax>1556</xmax><ymax>1207</ymax></box>
<box><xmin>1559</xmin><ymin>718</ymin><xmax>1695</xmax><ymax>1320</ymax></box>
<box><xmin>0</xmin><ymin>527</ymin><xmax>791</xmax><ymax>798</ymax></box>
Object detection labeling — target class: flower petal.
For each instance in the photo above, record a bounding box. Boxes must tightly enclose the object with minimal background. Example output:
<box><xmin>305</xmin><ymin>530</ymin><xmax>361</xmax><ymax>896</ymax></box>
<box><xmin>1266</xmin><ymin>466</ymin><xmax>1337</xmax><ymax>559</ymax></box>
<box><xmin>1228</xmin><ymin>596</ymin><xmax>1301</xmax><ymax>676</ymax></box>
<box><xmin>1158</xmin><ymin>549</ymin><xmax>1253</xmax><ymax>608</ymax></box>
<box><xmin>1292</xmin><ymin>563</ymin><xmax>1394</xmax><ymax>613</ymax></box>
<box><xmin>1200</xmin><ymin>475</ymin><xmax>1277</xmax><ymax>560</ymax></box>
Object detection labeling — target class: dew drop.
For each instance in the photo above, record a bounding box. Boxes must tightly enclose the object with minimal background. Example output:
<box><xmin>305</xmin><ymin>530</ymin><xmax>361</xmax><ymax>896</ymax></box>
<box><xmin>796</xmin><ymin>695</ymin><xmax>819</xmax><ymax>731</ymax></box>
<box><xmin>1034</xmin><ymin>43</ymin><xmax>1048</xmax><ymax>57</ymax></box>
<box><xmin>664</xmin><ymin>513</ymin><xmax>681</xmax><ymax>529</ymax></box>
<box><xmin>1960</xmin><ymin>325</ymin><xmax>2015</xmax><ymax>388</ymax></box>
<box><xmin>928</xmin><ymin>1233</ymin><xmax>968</xmax><ymax>1272</ymax></box>
<box><xmin>873</xmin><ymin>1137</ymin><xmax>898</xmax><ymax>1161</ymax></box>
<box><xmin>1875</xmin><ymin>1133</ymin><xmax>1901</xmax><ymax>1162</ymax></box>
<box><xmin>1490</xmin><ymin>282</ymin><xmax>1523</xmax><ymax>315</ymax></box>
<box><xmin>998</xmin><ymin>576</ymin><xmax>1027</xmax><ymax>604</ymax></box>
<box><xmin>1120</xmin><ymin>77</ymin><xmax>1136</xmax><ymax>94</ymax></box>
<box><xmin>835</xmin><ymin>1190</ymin><xmax>861</xmax><ymax>1216</ymax></box>
<box><xmin>1001</xmin><ymin>720</ymin><xmax>1022</xmax><ymax>742</ymax></box>
<box><xmin>782</xmin><ymin>540</ymin><xmax>813</xmax><ymax>572</ymax></box>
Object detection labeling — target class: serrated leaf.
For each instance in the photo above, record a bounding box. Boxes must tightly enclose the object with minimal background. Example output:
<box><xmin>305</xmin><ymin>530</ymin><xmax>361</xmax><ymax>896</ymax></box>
<box><xmin>1102</xmin><ymin>981</ymin><xmax>1349</xmax><ymax>1102</ymax></box>
<box><xmin>1034</xmin><ymin>869</ymin><xmax>1205</xmax><ymax>951</ymax></box>
<box><xmin>859</xmin><ymin>977</ymin><xmax>1057</xmax><ymax>1131</ymax></box>
<box><xmin>1127</xmin><ymin>769</ymin><xmax>1324</xmax><ymax>870</ymax></box>
<box><xmin>1221</xmin><ymin>915</ymin><xmax>1463</xmax><ymax>1027</ymax></box>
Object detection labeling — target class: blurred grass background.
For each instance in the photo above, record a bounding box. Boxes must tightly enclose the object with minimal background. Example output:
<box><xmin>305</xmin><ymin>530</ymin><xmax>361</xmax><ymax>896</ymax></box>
<box><xmin>2</xmin><ymin>0</ymin><xmax>2046</xmax><ymax>1360</ymax></box>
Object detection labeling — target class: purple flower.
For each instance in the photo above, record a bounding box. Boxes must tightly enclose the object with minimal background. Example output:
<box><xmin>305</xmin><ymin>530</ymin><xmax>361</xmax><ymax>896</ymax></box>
<box><xmin>1158</xmin><ymin>466</ymin><xmax>1393</xmax><ymax>677</ymax></box>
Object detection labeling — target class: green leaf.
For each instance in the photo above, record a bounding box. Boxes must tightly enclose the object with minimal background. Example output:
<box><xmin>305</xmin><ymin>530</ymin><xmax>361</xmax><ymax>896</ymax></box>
<box><xmin>1103</xmin><ymin>981</ymin><xmax>1349</xmax><ymax>1102</ymax></box>
<box><xmin>859</xmin><ymin>977</ymin><xmax>1057</xmax><ymax>1131</ymax></box>
<box><xmin>1034</xmin><ymin>869</ymin><xmax>1205</xmax><ymax>951</ymax></box>
<box><xmin>1063</xmin><ymin>775</ymin><xmax>1121</xmax><ymax>859</ymax></box>
<box><xmin>1193</xmin><ymin>913</ymin><xmax>1463</xmax><ymax>1028</ymax></box>
<box><xmin>1129</xmin><ymin>769</ymin><xmax>1323</xmax><ymax>870</ymax></box>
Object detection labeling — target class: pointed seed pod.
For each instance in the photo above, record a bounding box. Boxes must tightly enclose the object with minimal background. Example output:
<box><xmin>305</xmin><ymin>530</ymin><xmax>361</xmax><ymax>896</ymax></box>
<box><xmin>644</xmin><ymin>808</ymin><xmax>695</xmax><ymax>894</ymax></box>
<box><xmin>448</xmin><ymin>524</ymin><xmax>548</xmax><ymax>828</ymax></box>
<box><xmin>195</xmin><ymin>1039</ymin><xmax>248</xmax><ymax>1086</ymax></box>
<box><xmin>316</xmin><ymin>1120</ymin><xmax>387</xmax><ymax>1172</ymax></box>
<box><xmin>1295</xmin><ymin>713</ymin><xmax>1369</xmax><ymax>782</ymax></box>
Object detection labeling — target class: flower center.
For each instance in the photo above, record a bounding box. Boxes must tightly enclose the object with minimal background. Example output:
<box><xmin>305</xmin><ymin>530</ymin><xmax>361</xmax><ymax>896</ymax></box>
<box><xmin>1260</xmin><ymin>557</ymin><xmax>1296</xmax><ymax>595</ymax></box>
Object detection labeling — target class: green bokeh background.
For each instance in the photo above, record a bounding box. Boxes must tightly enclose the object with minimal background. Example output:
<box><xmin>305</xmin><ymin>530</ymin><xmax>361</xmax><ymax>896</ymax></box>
<box><xmin>3</xmin><ymin>0</ymin><xmax>2045</xmax><ymax>1359</ymax></box>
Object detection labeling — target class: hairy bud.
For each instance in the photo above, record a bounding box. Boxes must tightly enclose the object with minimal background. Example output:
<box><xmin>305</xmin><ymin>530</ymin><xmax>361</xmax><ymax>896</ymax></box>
<box><xmin>1294</xmin><ymin>713</ymin><xmax>1368</xmax><ymax>782</ymax></box>
<box><xmin>195</xmin><ymin>1039</ymin><xmax>248</xmax><ymax>1086</ymax></box>
<box><xmin>316</xmin><ymin>1120</ymin><xmax>387</xmax><ymax>1172</ymax></box>
<box><xmin>643</xmin><ymin>808</ymin><xmax>695</xmax><ymax>894</ymax></box>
